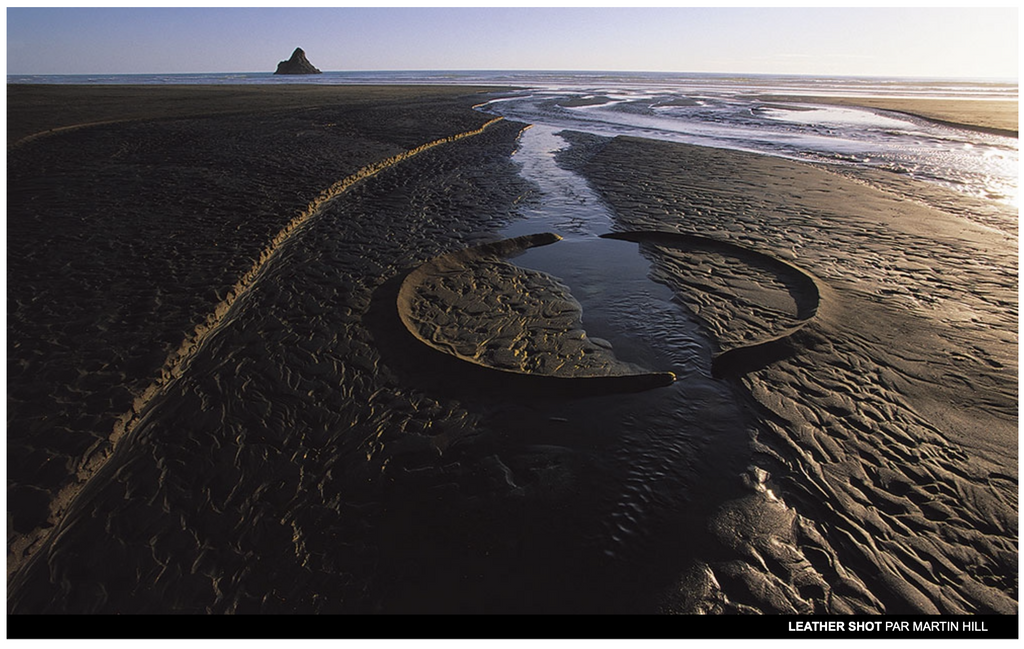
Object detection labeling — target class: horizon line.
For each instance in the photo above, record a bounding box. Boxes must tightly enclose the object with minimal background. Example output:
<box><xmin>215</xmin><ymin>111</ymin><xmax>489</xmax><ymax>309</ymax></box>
<box><xmin>6</xmin><ymin>69</ymin><xmax>1020</xmax><ymax>84</ymax></box>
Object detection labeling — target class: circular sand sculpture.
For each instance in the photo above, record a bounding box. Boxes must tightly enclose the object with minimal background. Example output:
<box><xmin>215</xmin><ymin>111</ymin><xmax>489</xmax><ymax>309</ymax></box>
<box><xmin>600</xmin><ymin>231</ymin><xmax>824</xmax><ymax>378</ymax></box>
<box><xmin>397</xmin><ymin>233</ymin><xmax>677</xmax><ymax>393</ymax></box>
<box><xmin>398</xmin><ymin>230</ymin><xmax>824</xmax><ymax>389</ymax></box>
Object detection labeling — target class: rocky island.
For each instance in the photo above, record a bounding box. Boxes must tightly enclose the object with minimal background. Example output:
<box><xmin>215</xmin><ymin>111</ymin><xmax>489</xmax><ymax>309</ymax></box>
<box><xmin>274</xmin><ymin>47</ymin><xmax>322</xmax><ymax>75</ymax></box>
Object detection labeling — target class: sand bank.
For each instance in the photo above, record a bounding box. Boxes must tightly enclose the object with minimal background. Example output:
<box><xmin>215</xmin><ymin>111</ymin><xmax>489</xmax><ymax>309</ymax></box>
<box><xmin>756</xmin><ymin>94</ymin><xmax>1018</xmax><ymax>137</ymax></box>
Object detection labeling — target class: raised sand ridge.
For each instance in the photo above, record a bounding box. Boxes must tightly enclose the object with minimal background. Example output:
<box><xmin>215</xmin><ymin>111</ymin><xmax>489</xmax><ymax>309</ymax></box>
<box><xmin>398</xmin><ymin>233</ymin><xmax>676</xmax><ymax>392</ymax></box>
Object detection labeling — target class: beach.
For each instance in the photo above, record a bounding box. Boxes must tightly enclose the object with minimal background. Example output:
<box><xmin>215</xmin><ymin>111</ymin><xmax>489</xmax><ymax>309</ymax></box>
<box><xmin>6</xmin><ymin>84</ymin><xmax>1018</xmax><ymax>618</ymax></box>
<box><xmin>571</xmin><ymin>133</ymin><xmax>1017</xmax><ymax>613</ymax></box>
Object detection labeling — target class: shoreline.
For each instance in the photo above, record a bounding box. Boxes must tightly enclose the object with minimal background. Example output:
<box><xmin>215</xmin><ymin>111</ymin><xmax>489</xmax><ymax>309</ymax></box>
<box><xmin>11</xmin><ymin>83</ymin><xmax>1017</xmax><ymax>143</ymax></box>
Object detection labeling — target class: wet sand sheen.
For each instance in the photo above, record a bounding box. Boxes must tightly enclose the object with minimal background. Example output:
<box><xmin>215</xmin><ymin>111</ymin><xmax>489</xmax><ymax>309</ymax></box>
<box><xmin>6</xmin><ymin>85</ymin><xmax>1018</xmax><ymax>617</ymax></box>
<box><xmin>754</xmin><ymin>94</ymin><xmax>1018</xmax><ymax>137</ymax></box>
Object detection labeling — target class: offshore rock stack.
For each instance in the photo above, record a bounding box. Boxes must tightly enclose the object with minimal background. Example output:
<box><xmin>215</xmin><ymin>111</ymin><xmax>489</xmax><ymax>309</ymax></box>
<box><xmin>274</xmin><ymin>47</ymin><xmax>322</xmax><ymax>75</ymax></box>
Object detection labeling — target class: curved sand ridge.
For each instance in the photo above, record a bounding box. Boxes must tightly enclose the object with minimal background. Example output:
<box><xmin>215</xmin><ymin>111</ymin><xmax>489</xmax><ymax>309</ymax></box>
<box><xmin>399</xmin><ymin>229</ymin><xmax>824</xmax><ymax>388</ymax></box>
<box><xmin>601</xmin><ymin>231</ymin><xmax>825</xmax><ymax>378</ymax></box>
<box><xmin>7</xmin><ymin>114</ymin><xmax>507</xmax><ymax>583</ymax></box>
<box><xmin>398</xmin><ymin>233</ymin><xmax>677</xmax><ymax>393</ymax></box>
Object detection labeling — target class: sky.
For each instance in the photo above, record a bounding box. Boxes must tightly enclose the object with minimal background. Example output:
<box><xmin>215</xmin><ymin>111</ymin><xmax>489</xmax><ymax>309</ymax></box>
<box><xmin>5</xmin><ymin>6</ymin><xmax>1020</xmax><ymax>79</ymax></box>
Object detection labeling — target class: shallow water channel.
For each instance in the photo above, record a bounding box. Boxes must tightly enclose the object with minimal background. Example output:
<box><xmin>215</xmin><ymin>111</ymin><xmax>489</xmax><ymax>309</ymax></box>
<box><xmin>502</xmin><ymin>125</ymin><xmax>707</xmax><ymax>379</ymax></box>
<box><xmin>497</xmin><ymin>125</ymin><xmax>760</xmax><ymax>580</ymax></box>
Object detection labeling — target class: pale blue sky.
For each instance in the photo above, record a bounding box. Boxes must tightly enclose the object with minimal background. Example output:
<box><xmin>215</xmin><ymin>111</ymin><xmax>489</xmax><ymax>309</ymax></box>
<box><xmin>6</xmin><ymin>7</ymin><xmax>1019</xmax><ymax>79</ymax></box>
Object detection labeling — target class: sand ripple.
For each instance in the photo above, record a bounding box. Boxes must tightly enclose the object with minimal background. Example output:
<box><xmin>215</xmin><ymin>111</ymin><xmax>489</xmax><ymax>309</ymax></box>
<box><xmin>577</xmin><ymin>135</ymin><xmax>1017</xmax><ymax>614</ymax></box>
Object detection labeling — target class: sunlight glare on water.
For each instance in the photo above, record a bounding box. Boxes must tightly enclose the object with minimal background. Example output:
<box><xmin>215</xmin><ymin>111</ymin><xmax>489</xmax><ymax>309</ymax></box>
<box><xmin>481</xmin><ymin>77</ymin><xmax>1018</xmax><ymax>209</ymax></box>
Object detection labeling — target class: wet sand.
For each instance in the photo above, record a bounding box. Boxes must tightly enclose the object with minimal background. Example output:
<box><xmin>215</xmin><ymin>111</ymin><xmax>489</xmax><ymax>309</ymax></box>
<box><xmin>6</xmin><ymin>85</ymin><xmax>1018</xmax><ymax>619</ymax></box>
<box><xmin>12</xmin><ymin>85</ymin><xmax>722</xmax><ymax>616</ymax></box>
<box><xmin>7</xmin><ymin>84</ymin><xmax>514</xmax><ymax>145</ymax></box>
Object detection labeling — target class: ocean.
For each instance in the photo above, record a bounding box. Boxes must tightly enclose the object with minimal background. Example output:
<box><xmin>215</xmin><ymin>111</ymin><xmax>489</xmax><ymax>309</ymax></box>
<box><xmin>7</xmin><ymin>69</ymin><xmax>1020</xmax><ymax>99</ymax></box>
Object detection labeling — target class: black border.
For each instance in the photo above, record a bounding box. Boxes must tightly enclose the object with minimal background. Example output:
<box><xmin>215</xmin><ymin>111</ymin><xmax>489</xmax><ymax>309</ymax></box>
<box><xmin>7</xmin><ymin>614</ymin><xmax>1020</xmax><ymax>640</ymax></box>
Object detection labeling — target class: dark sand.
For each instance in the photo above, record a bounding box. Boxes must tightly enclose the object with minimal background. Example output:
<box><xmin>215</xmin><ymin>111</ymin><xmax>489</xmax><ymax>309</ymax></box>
<box><xmin>7</xmin><ymin>83</ymin><xmax>514</xmax><ymax>576</ymax></box>
<box><xmin>6</xmin><ymin>86</ymin><xmax>1018</xmax><ymax>618</ymax></box>
<box><xmin>7</xmin><ymin>84</ymin><xmax>511</xmax><ymax>144</ymax></box>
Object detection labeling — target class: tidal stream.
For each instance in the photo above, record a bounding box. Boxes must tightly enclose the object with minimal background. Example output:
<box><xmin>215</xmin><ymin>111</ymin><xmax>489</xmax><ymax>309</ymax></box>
<box><xmin>503</xmin><ymin>125</ymin><xmax>709</xmax><ymax>379</ymax></box>
<box><xmin>495</xmin><ymin>125</ymin><xmax>762</xmax><ymax>590</ymax></box>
